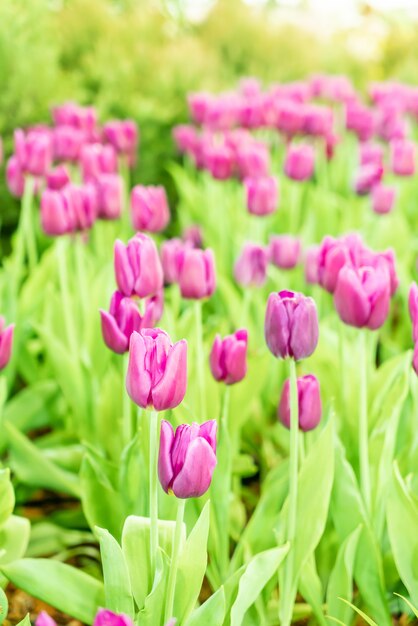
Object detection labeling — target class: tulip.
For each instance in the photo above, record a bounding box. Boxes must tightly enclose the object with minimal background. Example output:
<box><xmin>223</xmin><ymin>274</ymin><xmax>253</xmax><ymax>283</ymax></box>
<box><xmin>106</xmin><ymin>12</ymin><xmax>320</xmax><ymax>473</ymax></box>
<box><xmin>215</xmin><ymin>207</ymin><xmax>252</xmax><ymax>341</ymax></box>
<box><xmin>345</xmin><ymin>102</ymin><xmax>375</xmax><ymax>141</ymax></box>
<box><xmin>126</xmin><ymin>329</ymin><xmax>187</xmax><ymax>411</ymax></box>
<box><xmin>46</xmin><ymin>165</ymin><xmax>71</xmax><ymax>190</ymax></box>
<box><xmin>304</xmin><ymin>245</ymin><xmax>320</xmax><ymax>284</ymax></box>
<box><xmin>188</xmin><ymin>92</ymin><xmax>213</xmax><ymax>125</ymax></box>
<box><xmin>204</xmin><ymin>144</ymin><xmax>235</xmax><ymax>180</ymax></box>
<box><xmin>131</xmin><ymin>185</ymin><xmax>170</xmax><ymax>233</ymax></box>
<box><xmin>408</xmin><ymin>282</ymin><xmax>418</xmax><ymax>342</ymax></box>
<box><xmin>6</xmin><ymin>156</ymin><xmax>25</xmax><ymax>198</ymax></box>
<box><xmin>278</xmin><ymin>374</ymin><xmax>321</xmax><ymax>432</ymax></box>
<box><xmin>334</xmin><ymin>263</ymin><xmax>391</xmax><ymax>330</ymax></box>
<box><xmin>96</xmin><ymin>174</ymin><xmax>123</xmax><ymax>220</ymax></box>
<box><xmin>35</xmin><ymin>612</ymin><xmax>57</xmax><ymax>626</ymax></box>
<box><xmin>114</xmin><ymin>233</ymin><xmax>163</xmax><ymax>298</ymax></box>
<box><xmin>40</xmin><ymin>189</ymin><xmax>75</xmax><ymax>236</ymax></box>
<box><xmin>80</xmin><ymin>143</ymin><xmax>118</xmax><ymax>182</ymax></box>
<box><xmin>177</xmin><ymin>248</ymin><xmax>216</xmax><ymax>299</ymax></box>
<box><xmin>93</xmin><ymin>609</ymin><xmax>134</xmax><ymax>626</ymax></box>
<box><xmin>274</xmin><ymin>100</ymin><xmax>305</xmax><ymax>137</ymax></box>
<box><xmin>371</xmin><ymin>184</ymin><xmax>396</xmax><ymax>214</ymax></box>
<box><xmin>100</xmin><ymin>291</ymin><xmax>144</xmax><ymax>354</ymax></box>
<box><xmin>234</xmin><ymin>243</ymin><xmax>268</xmax><ymax>288</ymax></box>
<box><xmin>390</xmin><ymin>139</ymin><xmax>416</xmax><ymax>176</ymax></box>
<box><xmin>0</xmin><ymin>318</ymin><xmax>14</xmax><ymax>370</ymax></box>
<box><xmin>182</xmin><ymin>224</ymin><xmax>203</xmax><ymax>248</ymax></box>
<box><xmin>359</xmin><ymin>142</ymin><xmax>384</xmax><ymax>168</ymax></box>
<box><xmin>265</xmin><ymin>290</ymin><xmax>319</xmax><ymax>360</ymax></box>
<box><xmin>244</xmin><ymin>176</ymin><xmax>278</xmax><ymax>216</ymax></box>
<box><xmin>161</xmin><ymin>238</ymin><xmax>185</xmax><ymax>285</ymax></box>
<box><xmin>63</xmin><ymin>183</ymin><xmax>98</xmax><ymax>231</ymax></box>
<box><xmin>354</xmin><ymin>163</ymin><xmax>383</xmax><ymax>195</ymax></box>
<box><xmin>209</xmin><ymin>329</ymin><xmax>248</xmax><ymax>385</ymax></box>
<box><xmin>269</xmin><ymin>235</ymin><xmax>301</xmax><ymax>270</ymax></box>
<box><xmin>172</xmin><ymin>124</ymin><xmax>198</xmax><ymax>154</ymax></box>
<box><xmin>317</xmin><ymin>234</ymin><xmax>362</xmax><ymax>293</ymax></box>
<box><xmin>158</xmin><ymin>420</ymin><xmax>217</xmax><ymax>498</ymax></box>
<box><xmin>14</xmin><ymin>128</ymin><xmax>52</xmax><ymax>177</ymax></box>
<box><xmin>52</xmin><ymin>102</ymin><xmax>98</xmax><ymax>140</ymax></box>
<box><xmin>283</xmin><ymin>144</ymin><xmax>315</xmax><ymax>181</ymax></box>
<box><xmin>52</xmin><ymin>125</ymin><xmax>85</xmax><ymax>162</ymax></box>
<box><xmin>236</xmin><ymin>143</ymin><xmax>270</xmax><ymax>179</ymax></box>
<box><xmin>103</xmin><ymin>119</ymin><xmax>139</xmax><ymax>164</ymax></box>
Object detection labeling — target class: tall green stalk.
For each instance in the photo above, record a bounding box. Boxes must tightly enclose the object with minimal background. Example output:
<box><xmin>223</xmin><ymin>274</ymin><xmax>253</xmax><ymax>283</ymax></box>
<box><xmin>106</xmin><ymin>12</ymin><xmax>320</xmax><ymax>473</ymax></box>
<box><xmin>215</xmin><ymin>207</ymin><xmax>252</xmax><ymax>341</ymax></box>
<box><xmin>56</xmin><ymin>237</ymin><xmax>77</xmax><ymax>353</ymax></box>
<box><xmin>195</xmin><ymin>300</ymin><xmax>206</xmax><ymax>420</ymax></box>
<box><xmin>164</xmin><ymin>498</ymin><xmax>185</xmax><ymax>623</ymax></box>
<box><xmin>149</xmin><ymin>408</ymin><xmax>159</xmax><ymax>578</ymax></box>
<box><xmin>359</xmin><ymin>331</ymin><xmax>371</xmax><ymax>511</ymax></box>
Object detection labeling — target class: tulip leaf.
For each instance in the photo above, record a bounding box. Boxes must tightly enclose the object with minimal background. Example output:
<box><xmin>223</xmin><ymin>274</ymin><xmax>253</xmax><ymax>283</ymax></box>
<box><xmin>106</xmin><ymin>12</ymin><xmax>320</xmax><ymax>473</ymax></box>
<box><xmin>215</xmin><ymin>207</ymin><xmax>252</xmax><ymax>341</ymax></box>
<box><xmin>0</xmin><ymin>587</ymin><xmax>8</xmax><ymax>625</ymax></box>
<box><xmin>393</xmin><ymin>593</ymin><xmax>418</xmax><ymax>618</ymax></box>
<box><xmin>0</xmin><ymin>469</ymin><xmax>14</xmax><ymax>529</ymax></box>
<box><xmin>186</xmin><ymin>586</ymin><xmax>226</xmax><ymax>626</ymax></box>
<box><xmin>174</xmin><ymin>500</ymin><xmax>211</xmax><ymax>623</ymax></box>
<box><xmin>136</xmin><ymin>548</ymin><xmax>169</xmax><ymax>626</ymax></box>
<box><xmin>230</xmin><ymin>544</ymin><xmax>289</xmax><ymax>626</ymax></box>
<box><xmin>15</xmin><ymin>616</ymin><xmax>30</xmax><ymax>626</ymax></box>
<box><xmin>1</xmin><ymin>558</ymin><xmax>105</xmax><ymax>624</ymax></box>
<box><xmin>338</xmin><ymin>598</ymin><xmax>378</xmax><ymax>626</ymax></box>
<box><xmin>299</xmin><ymin>556</ymin><xmax>328</xmax><ymax>626</ymax></box>
<box><xmin>326</xmin><ymin>525</ymin><xmax>362</xmax><ymax>623</ymax></box>
<box><xmin>95</xmin><ymin>527</ymin><xmax>134</xmax><ymax>618</ymax></box>
<box><xmin>386</xmin><ymin>462</ymin><xmax>418</xmax><ymax>606</ymax></box>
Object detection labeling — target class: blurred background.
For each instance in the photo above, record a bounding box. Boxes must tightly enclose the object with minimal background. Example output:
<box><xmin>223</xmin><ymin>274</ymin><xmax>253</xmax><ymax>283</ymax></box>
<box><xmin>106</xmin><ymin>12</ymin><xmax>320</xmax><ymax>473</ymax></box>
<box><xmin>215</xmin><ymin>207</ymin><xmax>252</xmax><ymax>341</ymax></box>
<box><xmin>1</xmin><ymin>0</ymin><xmax>418</xmax><ymax>245</ymax></box>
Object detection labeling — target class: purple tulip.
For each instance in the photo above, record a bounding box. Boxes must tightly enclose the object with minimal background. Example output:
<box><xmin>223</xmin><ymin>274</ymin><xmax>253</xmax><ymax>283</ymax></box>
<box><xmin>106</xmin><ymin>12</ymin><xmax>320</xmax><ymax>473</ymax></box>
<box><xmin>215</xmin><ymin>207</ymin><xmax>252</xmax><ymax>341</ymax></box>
<box><xmin>103</xmin><ymin>119</ymin><xmax>138</xmax><ymax>166</ymax></box>
<box><xmin>177</xmin><ymin>248</ymin><xmax>216</xmax><ymax>300</ymax></box>
<box><xmin>334</xmin><ymin>263</ymin><xmax>391</xmax><ymax>330</ymax></box>
<box><xmin>354</xmin><ymin>163</ymin><xmax>383</xmax><ymax>195</ymax></box>
<box><xmin>114</xmin><ymin>234</ymin><xmax>163</xmax><ymax>298</ymax></box>
<box><xmin>126</xmin><ymin>329</ymin><xmax>187</xmax><ymax>411</ymax></box>
<box><xmin>209</xmin><ymin>329</ymin><xmax>248</xmax><ymax>385</ymax></box>
<box><xmin>278</xmin><ymin>374</ymin><xmax>322</xmax><ymax>432</ymax></box>
<box><xmin>371</xmin><ymin>184</ymin><xmax>396</xmax><ymax>214</ymax></box>
<box><xmin>46</xmin><ymin>165</ymin><xmax>71</xmax><ymax>190</ymax></box>
<box><xmin>63</xmin><ymin>183</ymin><xmax>98</xmax><ymax>231</ymax></box>
<box><xmin>0</xmin><ymin>318</ymin><xmax>14</xmax><ymax>370</ymax></box>
<box><xmin>40</xmin><ymin>189</ymin><xmax>75</xmax><ymax>236</ymax></box>
<box><xmin>52</xmin><ymin>125</ymin><xmax>85</xmax><ymax>162</ymax></box>
<box><xmin>317</xmin><ymin>234</ymin><xmax>364</xmax><ymax>294</ymax></box>
<box><xmin>100</xmin><ymin>291</ymin><xmax>144</xmax><ymax>354</ymax></box>
<box><xmin>80</xmin><ymin>143</ymin><xmax>118</xmax><ymax>182</ymax></box>
<box><xmin>244</xmin><ymin>176</ymin><xmax>278</xmax><ymax>216</ymax></box>
<box><xmin>131</xmin><ymin>185</ymin><xmax>170</xmax><ymax>233</ymax></box>
<box><xmin>234</xmin><ymin>243</ymin><xmax>268</xmax><ymax>288</ymax></box>
<box><xmin>161</xmin><ymin>238</ymin><xmax>186</xmax><ymax>285</ymax></box>
<box><xmin>52</xmin><ymin>102</ymin><xmax>98</xmax><ymax>140</ymax></box>
<box><xmin>269</xmin><ymin>235</ymin><xmax>301</xmax><ymax>270</ymax></box>
<box><xmin>93</xmin><ymin>609</ymin><xmax>134</xmax><ymax>626</ymax></box>
<box><xmin>182</xmin><ymin>225</ymin><xmax>203</xmax><ymax>249</ymax></box>
<box><xmin>204</xmin><ymin>144</ymin><xmax>235</xmax><ymax>180</ymax></box>
<box><xmin>265</xmin><ymin>290</ymin><xmax>319</xmax><ymax>361</ymax></box>
<box><xmin>14</xmin><ymin>128</ymin><xmax>52</xmax><ymax>177</ymax></box>
<box><xmin>96</xmin><ymin>174</ymin><xmax>123</xmax><ymax>220</ymax></box>
<box><xmin>283</xmin><ymin>144</ymin><xmax>315</xmax><ymax>182</ymax></box>
<box><xmin>6</xmin><ymin>156</ymin><xmax>25</xmax><ymax>198</ymax></box>
<box><xmin>390</xmin><ymin>139</ymin><xmax>416</xmax><ymax>176</ymax></box>
<box><xmin>409</xmin><ymin>282</ymin><xmax>418</xmax><ymax>342</ymax></box>
<box><xmin>158</xmin><ymin>420</ymin><xmax>217</xmax><ymax>498</ymax></box>
<box><xmin>304</xmin><ymin>245</ymin><xmax>320</xmax><ymax>285</ymax></box>
<box><xmin>236</xmin><ymin>143</ymin><xmax>270</xmax><ymax>179</ymax></box>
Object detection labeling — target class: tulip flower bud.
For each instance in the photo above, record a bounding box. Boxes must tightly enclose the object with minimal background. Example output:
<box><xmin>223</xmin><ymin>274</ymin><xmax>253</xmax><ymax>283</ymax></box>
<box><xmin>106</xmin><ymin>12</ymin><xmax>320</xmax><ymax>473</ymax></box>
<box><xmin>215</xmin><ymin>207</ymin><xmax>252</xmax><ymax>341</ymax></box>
<box><xmin>161</xmin><ymin>238</ymin><xmax>185</xmax><ymax>285</ymax></box>
<box><xmin>40</xmin><ymin>189</ymin><xmax>75</xmax><ymax>237</ymax></box>
<box><xmin>177</xmin><ymin>248</ymin><xmax>216</xmax><ymax>299</ymax></box>
<box><xmin>234</xmin><ymin>243</ymin><xmax>268</xmax><ymax>288</ymax></box>
<box><xmin>283</xmin><ymin>144</ymin><xmax>315</xmax><ymax>181</ymax></box>
<box><xmin>53</xmin><ymin>125</ymin><xmax>85</xmax><ymax>162</ymax></box>
<box><xmin>80</xmin><ymin>143</ymin><xmax>118</xmax><ymax>182</ymax></box>
<box><xmin>204</xmin><ymin>144</ymin><xmax>235</xmax><ymax>180</ymax></box>
<box><xmin>265</xmin><ymin>290</ymin><xmax>319</xmax><ymax>360</ymax></box>
<box><xmin>126</xmin><ymin>329</ymin><xmax>187</xmax><ymax>411</ymax></box>
<box><xmin>269</xmin><ymin>235</ymin><xmax>301</xmax><ymax>270</ymax></box>
<box><xmin>158</xmin><ymin>420</ymin><xmax>217</xmax><ymax>499</ymax></box>
<box><xmin>409</xmin><ymin>282</ymin><xmax>418</xmax><ymax>342</ymax></box>
<box><xmin>131</xmin><ymin>185</ymin><xmax>170</xmax><ymax>233</ymax></box>
<box><xmin>63</xmin><ymin>183</ymin><xmax>98</xmax><ymax>231</ymax></box>
<box><xmin>15</xmin><ymin>128</ymin><xmax>53</xmax><ymax>177</ymax></box>
<box><xmin>390</xmin><ymin>139</ymin><xmax>416</xmax><ymax>176</ymax></box>
<box><xmin>46</xmin><ymin>165</ymin><xmax>71</xmax><ymax>190</ymax></box>
<box><xmin>304</xmin><ymin>245</ymin><xmax>320</xmax><ymax>284</ymax></box>
<box><xmin>100</xmin><ymin>291</ymin><xmax>145</xmax><ymax>354</ymax></box>
<box><xmin>0</xmin><ymin>318</ymin><xmax>14</xmax><ymax>370</ymax></box>
<box><xmin>236</xmin><ymin>143</ymin><xmax>270</xmax><ymax>179</ymax></box>
<box><xmin>317</xmin><ymin>234</ymin><xmax>362</xmax><ymax>294</ymax></box>
<box><xmin>52</xmin><ymin>103</ymin><xmax>98</xmax><ymax>140</ymax></box>
<box><xmin>96</xmin><ymin>174</ymin><xmax>123</xmax><ymax>220</ymax></box>
<box><xmin>244</xmin><ymin>176</ymin><xmax>278</xmax><ymax>216</ymax></box>
<box><xmin>334</xmin><ymin>263</ymin><xmax>391</xmax><ymax>330</ymax></box>
<box><xmin>114</xmin><ymin>233</ymin><xmax>163</xmax><ymax>298</ymax></box>
<box><xmin>209</xmin><ymin>329</ymin><xmax>248</xmax><ymax>385</ymax></box>
<box><xmin>275</xmin><ymin>100</ymin><xmax>305</xmax><ymax>137</ymax></box>
<box><xmin>278</xmin><ymin>374</ymin><xmax>321</xmax><ymax>432</ymax></box>
<box><xmin>345</xmin><ymin>102</ymin><xmax>375</xmax><ymax>141</ymax></box>
<box><xmin>371</xmin><ymin>184</ymin><xmax>396</xmax><ymax>215</ymax></box>
<box><xmin>103</xmin><ymin>120</ymin><xmax>138</xmax><ymax>163</ymax></box>
<box><xmin>6</xmin><ymin>156</ymin><xmax>25</xmax><ymax>198</ymax></box>
<box><xmin>93</xmin><ymin>609</ymin><xmax>134</xmax><ymax>626</ymax></box>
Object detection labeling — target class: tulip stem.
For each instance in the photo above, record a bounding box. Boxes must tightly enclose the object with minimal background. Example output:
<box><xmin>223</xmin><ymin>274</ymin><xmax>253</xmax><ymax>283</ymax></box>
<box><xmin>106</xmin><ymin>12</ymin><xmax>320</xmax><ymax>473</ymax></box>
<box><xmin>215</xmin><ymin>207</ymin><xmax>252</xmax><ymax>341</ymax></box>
<box><xmin>338</xmin><ymin>322</ymin><xmax>347</xmax><ymax>421</ymax></box>
<box><xmin>149</xmin><ymin>408</ymin><xmax>159</xmax><ymax>579</ymax></box>
<box><xmin>195</xmin><ymin>300</ymin><xmax>206</xmax><ymax>420</ymax></box>
<box><xmin>164</xmin><ymin>498</ymin><xmax>185</xmax><ymax>623</ymax></box>
<box><xmin>122</xmin><ymin>354</ymin><xmax>132</xmax><ymax>446</ymax></box>
<box><xmin>74</xmin><ymin>235</ymin><xmax>89</xmax><ymax>338</ymax></box>
<box><xmin>359</xmin><ymin>331</ymin><xmax>371</xmax><ymax>512</ymax></box>
<box><xmin>23</xmin><ymin>176</ymin><xmax>37</xmax><ymax>274</ymax></box>
<box><xmin>56</xmin><ymin>237</ymin><xmax>78</xmax><ymax>353</ymax></box>
<box><xmin>280</xmin><ymin>358</ymin><xmax>299</xmax><ymax>626</ymax></box>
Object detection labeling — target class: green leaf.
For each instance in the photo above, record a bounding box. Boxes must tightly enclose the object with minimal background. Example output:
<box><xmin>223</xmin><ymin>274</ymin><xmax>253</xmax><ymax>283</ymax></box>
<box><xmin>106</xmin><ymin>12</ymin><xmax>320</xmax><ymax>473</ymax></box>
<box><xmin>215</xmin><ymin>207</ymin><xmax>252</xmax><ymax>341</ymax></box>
<box><xmin>0</xmin><ymin>515</ymin><xmax>30</xmax><ymax>566</ymax></box>
<box><xmin>338</xmin><ymin>598</ymin><xmax>378</xmax><ymax>626</ymax></box>
<box><xmin>5</xmin><ymin>422</ymin><xmax>80</xmax><ymax>497</ymax></box>
<box><xmin>1</xmin><ymin>558</ymin><xmax>105</xmax><ymax>624</ymax></box>
<box><xmin>136</xmin><ymin>549</ymin><xmax>169</xmax><ymax>626</ymax></box>
<box><xmin>299</xmin><ymin>557</ymin><xmax>328</xmax><ymax>626</ymax></box>
<box><xmin>230</xmin><ymin>545</ymin><xmax>289</xmax><ymax>626</ymax></box>
<box><xmin>393</xmin><ymin>593</ymin><xmax>418</xmax><ymax>618</ymax></box>
<box><xmin>95</xmin><ymin>527</ymin><xmax>134</xmax><ymax>618</ymax></box>
<box><xmin>174</xmin><ymin>501</ymin><xmax>211</xmax><ymax>623</ymax></box>
<box><xmin>15</xmin><ymin>616</ymin><xmax>31</xmax><ymax>626</ymax></box>
<box><xmin>386</xmin><ymin>463</ymin><xmax>418</xmax><ymax>606</ymax></box>
<box><xmin>0</xmin><ymin>469</ymin><xmax>14</xmax><ymax>529</ymax></box>
<box><xmin>0</xmin><ymin>587</ymin><xmax>8</xmax><ymax>625</ymax></box>
<box><xmin>326</xmin><ymin>525</ymin><xmax>362</xmax><ymax>623</ymax></box>
<box><xmin>186</xmin><ymin>587</ymin><xmax>226</xmax><ymax>626</ymax></box>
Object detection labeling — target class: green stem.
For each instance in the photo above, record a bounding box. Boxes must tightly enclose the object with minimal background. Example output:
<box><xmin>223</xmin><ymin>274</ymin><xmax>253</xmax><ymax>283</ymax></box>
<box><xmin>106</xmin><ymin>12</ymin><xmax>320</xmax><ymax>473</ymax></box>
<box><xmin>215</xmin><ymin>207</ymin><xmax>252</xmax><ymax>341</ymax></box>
<box><xmin>122</xmin><ymin>353</ymin><xmax>132</xmax><ymax>446</ymax></box>
<box><xmin>56</xmin><ymin>237</ymin><xmax>78</xmax><ymax>352</ymax></box>
<box><xmin>280</xmin><ymin>358</ymin><xmax>299</xmax><ymax>626</ymax></box>
<box><xmin>219</xmin><ymin>385</ymin><xmax>231</xmax><ymax>577</ymax></box>
<box><xmin>149</xmin><ymin>408</ymin><xmax>159</xmax><ymax>578</ymax></box>
<box><xmin>240</xmin><ymin>288</ymin><xmax>253</xmax><ymax>328</ymax></box>
<box><xmin>74</xmin><ymin>234</ymin><xmax>89</xmax><ymax>337</ymax></box>
<box><xmin>359</xmin><ymin>331</ymin><xmax>371</xmax><ymax>512</ymax></box>
<box><xmin>23</xmin><ymin>176</ymin><xmax>37</xmax><ymax>274</ymax></box>
<box><xmin>195</xmin><ymin>300</ymin><xmax>206</xmax><ymax>420</ymax></box>
<box><xmin>164</xmin><ymin>498</ymin><xmax>185</xmax><ymax>623</ymax></box>
<box><xmin>338</xmin><ymin>322</ymin><xmax>346</xmax><ymax>421</ymax></box>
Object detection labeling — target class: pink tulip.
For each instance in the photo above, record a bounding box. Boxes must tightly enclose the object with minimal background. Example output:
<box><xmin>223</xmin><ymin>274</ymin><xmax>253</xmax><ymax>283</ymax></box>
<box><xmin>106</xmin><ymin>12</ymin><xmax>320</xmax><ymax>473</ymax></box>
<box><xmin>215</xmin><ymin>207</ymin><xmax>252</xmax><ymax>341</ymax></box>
<box><xmin>0</xmin><ymin>318</ymin><xmax>14</xmax><ymax>370</ymax></box>
<box><xmin>96</xmin><ymin>174</ymin><xmax>123</xmax><ymax>220</ymax></box>
<box><xmin>265</xmin><ymin>290</ymin><xmax>319</xmax><ymax>360</ymax></box>
<box><xmin>371</xmin><ymin>184</ymin><xmax>396</xmax><ymax>214</ymax></box>
<box><xmin>354</xmin><ymin>163</ymin><xmax>383</xmax><ymax>195</ymax></box>
<box><xmin>359</xmin><ymin>142</ymin><xmax>384</xmax><ymax>168</ymax></box>
<box><xmin>52</xmin><ymin>125</ymin><xmax>85</xmax><ymax>162</ymax></box>
<box><xmin>35</xmin><ymin>612</ymin><xmax>57</xmax><ymax>626</ymax></box>
<box><xmin>114</xmin><ymin>234</ymin><xmax>163</xmax><ymax>298</ymax></box>
<box><xmin>52</xmin><ymin>102</ymin><xmax>98</xmax><ymax>140</ymax></box>
<box><xmin>284</xmin><ymin>144</ymin><xmax>315</xmax><ymax>181</ymax></box>
<box><xmin>93</xmin><ymin>609</ymin><xmax>134</xmax><ymax>626</ymax></box>
<box><xmin>390</xmin><ymin>139</ymin><xmax>416</xmax><ymax>176</ymax></box>
<box><xmin>209</xmin><ymin>329</ymin><xmax>248</xmax><ymax>385</ymax></box>
<box><xmin>269</xmin><ymin>235</ymin><xmax>301</xmax><ymax>269</ymax></box>
<box><xmin>14</xmin><ymin>128</ymin><xmax>52</xmax><ymax>177</ymax></box>
<box><xmin>158</xmin><ymin>420</ymin><xmax>217</xmax><ymax>498</ymax></box>
<box><xmin>304</xmin><ymin>245</ymin><xmax>320</xmax><ymax>285</ymax></box>
<box><xmin>409</xmin><ymin>282</ymin><xmax>418</xmax><ymax>342</ymax></box>
<box><xmin>80</xmin><ymin>143</ymin><xmax>118</xmax><ymax>182</ymax></box>
<box><xmin>161</xmin><ymin>238</ymin><xmax>186</xmax><ymax>285</ymax></box>
<box><xmin>413</xmin><ymin>343</ymin><xmax>418</xmax><ymax>376</ymax></box>
<box><xmin>131</xmin><ymin>185</ymin><xmax>170</xmax><ymax>233</ymax></box>
<box><xmin>177</xmin><ymin>248</ymin><xmax>216</xmax><ymax>299</ymax></box>
<box><xmin>40</xmin><ymin>189</ymin><xmax>75</xmax><ymax>236</ymax></box>
<box><xmin>182</xmin><ymin>225</ymin><xmax>203</xmax><ymax>248</ymax></box>
<box><xmin>234</xmin><ymin>243</ymin><xmax>268</xmax><ymax>288</ymax></box>
<box><xmin>6</xmin><ymin>156</ymin><xmax>25</xmax><ymax>198</ymax></box>
<box><xmin>204</xmin><ymin>144</ymin><xmax>235</xmax><ymax>180</ymax></box>
<box><xmin>236</xmin><ymin>143</ymin><xmax>270</xmax><ymax>179</ymax></box>
<box><xmin>278</xmin><ymin>374</ymin><xmax>322</xmax><ymax>432</ymax></box>
<box><xmin>46</xmin><ymin>165</ymin><xmax>71</xmax><ymax>190</ymax></box>
<box><xmin>126</xmin><ymin>329</ymin><xmax>187</xmax><ymax>411</ymax></box>
<box><xmin>63</xmin><ymin>183</ymin><xmax>98</xmax><ymax>231</ymax></box>
<box><xmin>172</xmin><ymin>124</ymin><xmax>198</xmax><ymax>154</ymax></box>
<box><xmin>103</xmin><ymin>120</ymin><xmax>138</xmax><ymax>165</ymax></box>
<box><xmin>244</xmin><ymin>176</ymin><xmax>278</xmax><ymax>216</ymax></box>
<box><xmin>345</xmin><ymin>102</ymin><xmax>375</xmax><ymax>141</ymax></box>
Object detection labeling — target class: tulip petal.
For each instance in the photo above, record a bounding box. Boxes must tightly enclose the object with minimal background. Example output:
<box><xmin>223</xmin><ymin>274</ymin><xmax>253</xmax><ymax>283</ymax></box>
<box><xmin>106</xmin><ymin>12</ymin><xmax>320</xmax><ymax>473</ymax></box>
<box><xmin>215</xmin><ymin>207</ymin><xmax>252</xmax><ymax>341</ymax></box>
<box><xmin>126</xmin><ymin>331</ymin><xmax>152</xmax><ymax>408</ymax></box>
<box><xmin>152</xmin><ymin>339</ymin><xmax>187</xmax><ymax>411</ymax></box>
<box><xmin>100</xmin><ymin>310</ymin><xmax>128</xmax><ymax>354</ymax></box>
<box><xmin>198</xmin><ymin>420</ymin><xmax>217</xmax><ymax>453</ymax></box>
<box><xmin>114</xmin><ymin>240</ymin><xmax>134</xmax><ymax>296</ymax></box>
<box><xmin>172</xmin><ymin>437</ymin><xmax>217</xmax><ymax>498</ymax></box>
<box><xmin>158</xmin><ymin>420</ymin><xmax>175</xmax><ymax>493</ymax></box>
<box><xmin>209</xmin><ymin>335</ymin><xmax>224</xmax><ymax>381</ymax></box>
<box><xmin>334</xmin><ymin>266</ymin><xmax>370</xmax><ymax>328</ymax></box>
<box><xmin>0</xmin><ymin>324</ymin><xmax>14</xmax><ymax>370</ymax></box>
